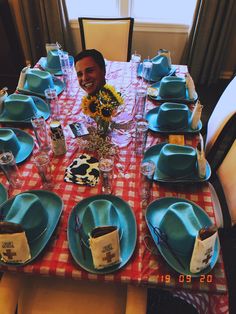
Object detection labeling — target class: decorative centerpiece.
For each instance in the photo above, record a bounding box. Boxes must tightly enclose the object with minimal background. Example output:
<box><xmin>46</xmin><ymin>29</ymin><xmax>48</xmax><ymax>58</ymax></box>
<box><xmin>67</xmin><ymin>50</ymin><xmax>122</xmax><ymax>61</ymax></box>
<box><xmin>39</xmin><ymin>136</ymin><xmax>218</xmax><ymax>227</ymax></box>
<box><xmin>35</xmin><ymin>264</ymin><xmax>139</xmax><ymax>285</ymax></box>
<box><xmin>81</xmin><ymin>84</ymin><xmax>124</xmax><ymax>137</ymax></box>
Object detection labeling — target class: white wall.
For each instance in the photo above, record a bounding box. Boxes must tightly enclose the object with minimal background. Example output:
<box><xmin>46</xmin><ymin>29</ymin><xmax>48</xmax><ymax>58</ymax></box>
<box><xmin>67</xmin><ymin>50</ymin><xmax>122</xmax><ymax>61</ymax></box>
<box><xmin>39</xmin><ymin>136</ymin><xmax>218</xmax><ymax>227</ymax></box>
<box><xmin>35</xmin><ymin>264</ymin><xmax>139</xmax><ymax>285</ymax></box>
<box><xmin>70</xmin><ymin>21</ymin><xmax>188</xmax><ymax>64</ymax></box>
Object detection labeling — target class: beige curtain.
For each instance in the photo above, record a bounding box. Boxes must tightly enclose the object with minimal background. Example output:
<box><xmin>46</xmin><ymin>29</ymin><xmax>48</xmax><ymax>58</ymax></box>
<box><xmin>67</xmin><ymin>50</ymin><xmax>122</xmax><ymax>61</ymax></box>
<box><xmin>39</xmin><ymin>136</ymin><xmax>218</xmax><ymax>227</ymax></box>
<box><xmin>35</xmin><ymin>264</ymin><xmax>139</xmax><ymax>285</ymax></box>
<box><xmin>182</xmin><ymin>0</ymin><xmax>236</xmax><ymax>85</ymax></box>
<box><xmin>18</xmin><ymin>0</ymin><xmax>75</xmax><ymax>65</ymax></box>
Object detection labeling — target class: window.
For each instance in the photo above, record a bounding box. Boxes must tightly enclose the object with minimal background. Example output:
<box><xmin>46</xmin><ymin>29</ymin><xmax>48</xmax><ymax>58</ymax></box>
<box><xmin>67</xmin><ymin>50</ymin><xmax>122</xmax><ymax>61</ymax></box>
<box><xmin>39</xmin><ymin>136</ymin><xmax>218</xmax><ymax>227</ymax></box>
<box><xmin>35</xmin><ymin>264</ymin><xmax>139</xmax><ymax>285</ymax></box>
<box><xmin>66</xmin><ymin>0</ymin><xmax>119</xmax><ymax>19</ymax></box>
<box><xmin>66</xmin><ymin>0</ymin><xmax>196</xmax><ymax>26</ymax></box>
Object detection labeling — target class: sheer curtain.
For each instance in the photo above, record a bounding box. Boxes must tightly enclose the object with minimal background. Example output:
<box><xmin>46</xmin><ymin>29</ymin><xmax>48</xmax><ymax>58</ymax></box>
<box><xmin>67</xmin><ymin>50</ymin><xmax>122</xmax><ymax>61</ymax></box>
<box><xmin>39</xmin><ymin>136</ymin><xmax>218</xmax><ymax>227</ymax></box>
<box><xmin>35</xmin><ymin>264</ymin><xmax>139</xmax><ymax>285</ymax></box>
<box><xmin>18</xmin><ymin>0</ymin><xmax>75</xmax><ymax>65</ymax></box>
<box><xmin>182</xmin><ymin>0</ymin><xmax>236</xmax><ymax>85</ymax></box>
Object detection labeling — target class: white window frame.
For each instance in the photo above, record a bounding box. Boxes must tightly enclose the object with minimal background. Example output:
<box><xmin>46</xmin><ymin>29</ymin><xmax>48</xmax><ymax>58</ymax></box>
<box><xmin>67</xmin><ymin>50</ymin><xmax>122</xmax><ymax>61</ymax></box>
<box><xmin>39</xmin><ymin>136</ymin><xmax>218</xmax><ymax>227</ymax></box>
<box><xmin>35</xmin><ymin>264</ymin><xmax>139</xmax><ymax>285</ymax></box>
<box><xmin>69</xmin><ymin>0</ymin><xmax>191</xmax><ymax>33</ymax></box>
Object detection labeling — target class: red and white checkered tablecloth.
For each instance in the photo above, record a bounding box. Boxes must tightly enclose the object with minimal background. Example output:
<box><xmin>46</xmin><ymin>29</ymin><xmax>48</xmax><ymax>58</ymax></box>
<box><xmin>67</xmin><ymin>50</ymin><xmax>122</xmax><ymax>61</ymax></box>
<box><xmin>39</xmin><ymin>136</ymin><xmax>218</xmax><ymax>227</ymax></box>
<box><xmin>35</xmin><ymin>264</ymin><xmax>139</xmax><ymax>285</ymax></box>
<box><xmin>0</xmin><ymin>61</ymin><xmax>228</xmax><ymax>313</ymax></box>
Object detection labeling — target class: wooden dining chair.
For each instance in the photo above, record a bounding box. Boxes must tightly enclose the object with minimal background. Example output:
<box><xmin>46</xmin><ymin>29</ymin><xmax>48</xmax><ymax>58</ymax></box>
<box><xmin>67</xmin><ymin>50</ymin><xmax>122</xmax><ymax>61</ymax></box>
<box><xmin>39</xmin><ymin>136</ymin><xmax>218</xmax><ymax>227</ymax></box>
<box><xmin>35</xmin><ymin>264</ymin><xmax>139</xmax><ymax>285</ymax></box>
<box><xmin>78</xmin><ymin>17</ymin><xmax>134</xmax><ymax>62</ymax></box>
<box><xmin>205</xmin><ymin>75</ymin><xmax>236</xmax><ymax>229</ymax></box>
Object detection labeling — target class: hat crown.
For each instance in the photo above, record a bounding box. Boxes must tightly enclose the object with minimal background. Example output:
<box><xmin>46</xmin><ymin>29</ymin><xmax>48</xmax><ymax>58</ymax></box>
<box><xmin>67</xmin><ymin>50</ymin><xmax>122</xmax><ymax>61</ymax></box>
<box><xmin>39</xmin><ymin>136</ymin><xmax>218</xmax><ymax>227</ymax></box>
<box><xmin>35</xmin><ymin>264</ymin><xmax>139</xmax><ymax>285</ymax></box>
<box><xmin>82</xmin><ymin>200</ymin><xmax>120</xmax><ymax>238</ymax></box>
<box><xmin>2</xmin><ymin>94</ymin><xmax>37</xmax><ymax>120</ymax></box>
<box><xmin>159</xmin><ymin>76</ymin><xmax>186</xmax><ymax>98</ymax></box>
<box><xmin>5</xmin><ymin>193</ymin><xmax>48</xmax><ymax>243</ymax></box>
<box><xmin>158</xmin><ymin>144</ymin><xmax>196</xmax><ymax>177</ymax></box>
<box><xmin>47</xmin><ymin>50</ymin><xmax>61</xmax><ymax>69</ymax></box>
<box><xmin>0</xmin><ymin>129</ymin><xmax>20</xmax><ymax>157</ymax></box>
<box><xmin>160</xmin><ymin>202</ymin><xmax>201</xmax><ymax>256</ymax></box>
<box><xmin>157</xmin><ymin>102</ymin><xmax>189</xmax><ymax>129</ymax></box>
<box><xmin>26</xmin><ymin>69</ymin><xmax>54</xmax><ymax>93</ymax></box>
<box><xmin>151</xmin><ymin>55</ymin><xmax>171</xmax><ymax>80</ymax></box>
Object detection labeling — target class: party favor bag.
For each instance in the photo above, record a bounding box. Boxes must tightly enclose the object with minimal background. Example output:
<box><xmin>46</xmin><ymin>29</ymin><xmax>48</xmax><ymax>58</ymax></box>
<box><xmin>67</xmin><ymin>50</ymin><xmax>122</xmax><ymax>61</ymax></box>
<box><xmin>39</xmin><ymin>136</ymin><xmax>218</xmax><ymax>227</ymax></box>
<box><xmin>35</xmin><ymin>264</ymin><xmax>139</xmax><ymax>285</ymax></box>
<box><xmin>89</xmin><ymin>226</ymin><xmax>121</xmax><ymax>269</ymax></box>
<box><xmin>0</xmin><ymin>222</ymin><xmax>31</xmax><ymax>263</ymax></box>
<box><xmin>190</xmin><ymin>226</ymin><xmax>218</xmax><ymax>273</ymax></box>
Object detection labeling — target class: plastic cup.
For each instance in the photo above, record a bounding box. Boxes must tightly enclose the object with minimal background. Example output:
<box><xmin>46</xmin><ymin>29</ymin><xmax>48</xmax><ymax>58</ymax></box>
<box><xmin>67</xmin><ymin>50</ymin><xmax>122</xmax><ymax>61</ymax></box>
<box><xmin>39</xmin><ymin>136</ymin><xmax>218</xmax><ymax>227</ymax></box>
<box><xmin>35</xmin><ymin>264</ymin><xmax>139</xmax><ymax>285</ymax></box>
<box><xmin>135</xmin><ymin>120</ymin><xmax>149</xmax><ymax>155</ymax></box>
<box><xmin>99</xmin><ymin>158</ymin><xmax>114</xmax><ymax>194</ymax></box>
<box><xmin>33</xmin><ymin>152</ymin><xmax>53</xmax><ymax>189</ymax></box>
<box><xmin>0</xmin><ymin>151</ymin><xmax>21</xmax><ymax>188</ymax></box>
<box><xmin>140</xmin><ymin>160</ymin><xmax>156</xmax><ymax>206</ymax></box>
<box><xmin>135</xmin><ymin>89</ymin><xmax>147</xmax><ymax>120</ymax></box>
<box><xmin>31</xmin><ymin>116</ymin><xmax>51</xmax><ymax>152</ymax></box>
<box><xmin>44</xmin><ymin>88</ymin><xmax>60</xmax><ymax>120</ymax></box>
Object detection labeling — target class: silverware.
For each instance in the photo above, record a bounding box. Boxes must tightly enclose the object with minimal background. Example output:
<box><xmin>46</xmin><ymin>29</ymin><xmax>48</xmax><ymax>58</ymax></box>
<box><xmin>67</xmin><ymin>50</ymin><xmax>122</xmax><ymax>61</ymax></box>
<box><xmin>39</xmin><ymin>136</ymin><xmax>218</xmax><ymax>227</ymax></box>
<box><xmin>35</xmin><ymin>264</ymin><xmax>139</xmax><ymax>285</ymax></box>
<box><xmin>148</xmin><ymin>221</ymin><xmax>185</xmax><ymax>270</ymax></box>
<box><xmin>75</xmin><ymin>214</ymin><xmax>86</xmax><ymax>260</ymax></box>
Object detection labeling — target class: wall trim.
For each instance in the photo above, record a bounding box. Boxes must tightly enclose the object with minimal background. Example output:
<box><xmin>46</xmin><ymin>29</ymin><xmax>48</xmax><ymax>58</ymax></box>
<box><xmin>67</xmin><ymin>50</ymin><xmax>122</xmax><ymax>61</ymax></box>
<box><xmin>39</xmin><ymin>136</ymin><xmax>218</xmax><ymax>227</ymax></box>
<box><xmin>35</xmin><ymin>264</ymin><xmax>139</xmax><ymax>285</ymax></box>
<box><xmin>70</xmin><ymin>20</ymin><xmax>189</xmax><ymax>33</ymax></box>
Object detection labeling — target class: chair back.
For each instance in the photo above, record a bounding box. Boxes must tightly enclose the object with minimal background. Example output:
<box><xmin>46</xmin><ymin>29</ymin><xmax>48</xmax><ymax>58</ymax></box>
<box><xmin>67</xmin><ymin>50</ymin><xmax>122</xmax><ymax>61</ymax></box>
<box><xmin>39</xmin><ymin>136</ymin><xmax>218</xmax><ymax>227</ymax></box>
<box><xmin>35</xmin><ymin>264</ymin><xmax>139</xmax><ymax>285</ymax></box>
<box><xmin>205</xmin><ymin>76</ymin><xmax>236</xmax><ymax>227</ymax></box>
<box><xmin>78</xmin><ymin>17</ymin><xmax>134</xmax><ymax>62</ymax></box>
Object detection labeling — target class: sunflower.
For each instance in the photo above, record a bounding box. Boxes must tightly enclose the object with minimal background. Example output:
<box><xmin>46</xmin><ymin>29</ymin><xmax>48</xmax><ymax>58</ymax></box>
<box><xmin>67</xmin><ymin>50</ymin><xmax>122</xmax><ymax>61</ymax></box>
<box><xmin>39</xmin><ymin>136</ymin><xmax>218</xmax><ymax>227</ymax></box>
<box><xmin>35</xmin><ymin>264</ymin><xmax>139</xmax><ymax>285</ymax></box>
<box><xmin>80</xmin><ymin>84</ymin><xmax>124</xmax><ymax>123</ymax></box>
<box><xmin>81</xmin><ymin>95</ymin><xmax>99</xmax><ymax>118</ymax></box>
<box><xmin>99</xmin><ymin>103</ymin><xmax>113</xmax><ymax>121</ymax></box>
<box><xmin>99</xmin><ymin>84</ymin><xmax>124</xmax><ymax>107</ymax></box>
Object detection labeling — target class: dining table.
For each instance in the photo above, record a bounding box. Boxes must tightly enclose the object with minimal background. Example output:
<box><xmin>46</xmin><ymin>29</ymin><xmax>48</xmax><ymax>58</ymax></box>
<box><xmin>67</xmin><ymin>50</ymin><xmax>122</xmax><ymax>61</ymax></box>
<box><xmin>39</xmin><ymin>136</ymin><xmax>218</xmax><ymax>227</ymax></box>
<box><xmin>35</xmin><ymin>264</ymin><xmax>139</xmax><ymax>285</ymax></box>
<box><xmin>0</xmin><ymin>59</ymin><xmax>229</xmax><ymax>314</ymax></box>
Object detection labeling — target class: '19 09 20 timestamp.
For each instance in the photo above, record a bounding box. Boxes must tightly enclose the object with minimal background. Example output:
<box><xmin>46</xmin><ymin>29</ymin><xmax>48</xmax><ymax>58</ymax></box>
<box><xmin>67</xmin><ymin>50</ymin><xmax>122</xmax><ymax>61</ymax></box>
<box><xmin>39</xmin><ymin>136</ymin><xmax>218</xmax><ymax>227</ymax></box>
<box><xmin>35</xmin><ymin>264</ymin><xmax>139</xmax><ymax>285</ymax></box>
<box><xmin>156</xmin><ymin>274</ymin><xmax>213</xmax><ymax>283</ymax></box>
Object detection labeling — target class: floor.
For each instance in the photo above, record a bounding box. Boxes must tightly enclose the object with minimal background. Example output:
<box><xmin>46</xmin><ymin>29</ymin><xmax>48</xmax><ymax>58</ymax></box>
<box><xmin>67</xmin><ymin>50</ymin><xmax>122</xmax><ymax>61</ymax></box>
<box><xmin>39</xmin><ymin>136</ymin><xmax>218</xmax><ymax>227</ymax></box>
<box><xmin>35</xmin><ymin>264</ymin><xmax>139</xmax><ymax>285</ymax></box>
<box><xmin>147</xmin><ymin>78</ymin><xmax>236</xmax><ymax>314</ymax></box>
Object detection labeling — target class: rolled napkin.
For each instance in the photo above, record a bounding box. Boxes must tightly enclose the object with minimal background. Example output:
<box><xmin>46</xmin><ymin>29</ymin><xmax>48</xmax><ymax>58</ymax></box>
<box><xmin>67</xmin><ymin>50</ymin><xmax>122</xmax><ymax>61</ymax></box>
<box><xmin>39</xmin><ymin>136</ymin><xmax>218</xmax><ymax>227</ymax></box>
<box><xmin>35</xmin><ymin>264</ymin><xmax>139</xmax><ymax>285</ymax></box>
<box><xmin>17</xmin><ymin>65</ymin><xmax>31</xmax><ymax>90</ymax></box>
<box><xmin>196</xmin><ymin>140</ymin><xmax>207</xmax><ymax>178</ymax></box>
<box><xmin>0</xmin><ymin>87</ymin><xmax>8</xmax><ymax>112</ymax></box>
<box><xmin>191</xmin><ymin>100</ymin><xmax>203</xmax><ymax>130</ymax></box>
<box><xmin>190</xmin><ymin>226</ymin><xmax>218</xmax><ymax>273</ymax></box>
<box><xmin>89</xmin><ymin>226</ymin><xmax>121</xmax><ymax>269</ymax></box>
<box><xmin>185</xmin><ymin>73</ymin><xmax>196</xmax><ymax>100</ymax></box>
<box><xmin>0</xmin><ymin>221</ymin><xmax>31</xmax><ymax>263</ymax></box>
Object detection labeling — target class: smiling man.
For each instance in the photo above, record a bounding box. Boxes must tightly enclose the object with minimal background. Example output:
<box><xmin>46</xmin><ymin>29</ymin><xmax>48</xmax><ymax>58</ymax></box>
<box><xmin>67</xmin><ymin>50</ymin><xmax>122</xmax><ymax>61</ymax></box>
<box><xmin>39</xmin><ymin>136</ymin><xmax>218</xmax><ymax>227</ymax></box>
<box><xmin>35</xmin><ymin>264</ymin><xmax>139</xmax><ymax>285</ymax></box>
<box><xmin>75</xmin><ymin>49</ymin><xmax>106</xmax><ymax>95</ymax></box>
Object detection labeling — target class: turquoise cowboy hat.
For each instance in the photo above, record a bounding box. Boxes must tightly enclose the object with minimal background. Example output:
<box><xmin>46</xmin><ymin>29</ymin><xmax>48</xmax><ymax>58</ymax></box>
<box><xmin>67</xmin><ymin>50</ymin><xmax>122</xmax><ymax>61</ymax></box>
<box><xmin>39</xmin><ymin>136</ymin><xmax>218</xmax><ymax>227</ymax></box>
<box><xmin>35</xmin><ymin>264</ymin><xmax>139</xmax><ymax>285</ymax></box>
<box><xmin>17</xmin><ymin>69</ymin><xmax>65</xmax><ymax>97</ymax></box>
<box><xmin>0</xmin><ymin>183</ymin><xmax>7</xmax><ymax>206</ymax></box>
<box><xmin>0</xmin><ymin>94</ymin><xmax>50</xmax><ymax>123</ymax></box>
<box><xmin>39</xmin><ymin>50</ymin><xmax>74</xmax><ymax>76</ymax></box>
<box><xmin>143</xmin><ymin>143</ymin><xmax>211</xmax><ymax>183</ymax></box>
<box><xmin>148</xmin><ymin>76</ymin><xmax>198</xmax><ymax>104</ymax></box>
<box><xmin>145</xmin><ymin>197</ymin><xmax>220</xmax><ymax>276</ymax></box>
<box><xmin>0</xmin><ymin>190</ymin><xmax>63</xmax><ymax>266</ymax></box>
<box><xmin>146</xmin><ymin>102</ymin><xmax>202</xmax><ymax>133</ymax></box>
<box><xmin>0</xmin><ymin>128</ymin><xmax>34</xmax><ymax>163</ymax></box>
<box><xmin>80</xmin><ymin>199</ymin><xmax>123</xmax><ymax>248</ymax></box>
<box><xmin>68</xmin><ymin>194</ymin><xmax>137</xmax><ymax>274</ymax></box>
<box><xmin>138</xmin><ymin>55</ymin><xmax>176</xmax><ymax>82</ymax></box>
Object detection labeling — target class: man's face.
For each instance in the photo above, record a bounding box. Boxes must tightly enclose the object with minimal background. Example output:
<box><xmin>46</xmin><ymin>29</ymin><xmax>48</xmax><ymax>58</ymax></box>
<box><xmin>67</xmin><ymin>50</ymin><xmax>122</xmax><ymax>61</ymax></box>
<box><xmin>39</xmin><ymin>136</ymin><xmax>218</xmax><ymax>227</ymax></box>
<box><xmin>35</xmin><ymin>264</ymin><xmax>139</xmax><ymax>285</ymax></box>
<box><xmin>75</xmin><ymin>56</ymin><xmax>105</xmax><ymax>95</ymax></box>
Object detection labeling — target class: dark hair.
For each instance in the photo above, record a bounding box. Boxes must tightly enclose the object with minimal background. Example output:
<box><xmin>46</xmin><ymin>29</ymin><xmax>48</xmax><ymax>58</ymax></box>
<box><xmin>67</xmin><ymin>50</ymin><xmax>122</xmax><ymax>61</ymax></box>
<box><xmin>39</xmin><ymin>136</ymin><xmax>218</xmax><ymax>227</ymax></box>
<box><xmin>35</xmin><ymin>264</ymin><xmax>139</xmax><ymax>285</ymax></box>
<box><xmin>74</xmin><ymin>49</ymin><xmax>106</xmax><ymax>73</ymax></box>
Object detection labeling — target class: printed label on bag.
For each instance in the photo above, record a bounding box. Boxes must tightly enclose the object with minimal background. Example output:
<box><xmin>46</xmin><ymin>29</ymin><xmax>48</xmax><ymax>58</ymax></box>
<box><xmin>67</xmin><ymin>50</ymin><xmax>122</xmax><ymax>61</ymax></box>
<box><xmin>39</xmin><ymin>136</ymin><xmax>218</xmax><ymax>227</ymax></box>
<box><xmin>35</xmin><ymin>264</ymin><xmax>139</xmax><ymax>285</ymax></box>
<box><xmin>0</xmin><ymin>232</ymin><xmax>31</xmax><ymax>263</ymax></box>
<box><xmin>89</xmin><ymin>226</ymin><xmax>121</xmax><ymax>269</ymax></box>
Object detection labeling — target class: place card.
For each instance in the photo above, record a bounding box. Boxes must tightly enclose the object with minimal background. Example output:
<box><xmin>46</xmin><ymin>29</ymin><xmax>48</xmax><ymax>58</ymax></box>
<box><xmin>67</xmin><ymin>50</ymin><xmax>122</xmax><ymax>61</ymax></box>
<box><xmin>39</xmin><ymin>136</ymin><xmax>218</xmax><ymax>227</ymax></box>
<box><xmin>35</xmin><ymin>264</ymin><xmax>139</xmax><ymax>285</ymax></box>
<box><xmin>168</xmin><ymin>135</ymin><xmax>185</xmax><ymax>145</ymax></box>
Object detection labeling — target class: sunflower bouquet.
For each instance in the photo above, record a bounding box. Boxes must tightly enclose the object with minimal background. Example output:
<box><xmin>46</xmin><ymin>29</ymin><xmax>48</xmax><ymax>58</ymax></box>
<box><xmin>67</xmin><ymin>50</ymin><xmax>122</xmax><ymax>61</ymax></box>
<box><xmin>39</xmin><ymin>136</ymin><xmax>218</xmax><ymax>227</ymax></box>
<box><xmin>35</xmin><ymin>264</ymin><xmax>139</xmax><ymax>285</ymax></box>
<box><xmin>81</xmin><ymin>84</ymin><xmax>124</xmax><ymax>136</ymax></box>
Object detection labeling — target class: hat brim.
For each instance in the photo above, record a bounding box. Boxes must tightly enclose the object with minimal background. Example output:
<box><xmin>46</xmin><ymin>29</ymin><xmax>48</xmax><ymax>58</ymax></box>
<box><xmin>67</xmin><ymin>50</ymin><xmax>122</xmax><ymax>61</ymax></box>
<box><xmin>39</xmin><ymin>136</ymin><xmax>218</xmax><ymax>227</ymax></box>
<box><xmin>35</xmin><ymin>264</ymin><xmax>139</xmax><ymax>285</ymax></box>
<box><xmin>145</xmin><ymin>197</ymin><xmax>220</xmax><ymax>276</ymax></box>
<box><xmin>137</xmin><ymin>64</ymin><xmax>176</xmax><ymax>82</ymax></box>
<box><xmin>143</xmin><ymin>142</ymin><xmax>211</xmax><ymax>183</ymax></box>
<box><xmin>0</xmin><ymin>183</ymin><xmax>7</xmax><ymax>206</ymax></box>
<box><xmin>146</xmin><ymin>107</ymin><xmax>202</xmax><ymax>133</ymax></box>
<box><xmin>0</xmin><ymin>190</ymin><xmax>63</xmax><ymax>266</ymax></box>
<box><xmin>0</xmin><ymin>128</ymin><xmax>34</xmax><ymax>164</ymax></box>
<box><xmin>39</xmin><ymin>56</ymin><xmax>74</xmax><ymax>76</ymax></box>
<box><xmin>0</xmin><ymin>96</ymin><xmax>50</xmax><ymax>124</ymax></box>
<box><xmin>68</xmin><ymin>194</ymin><xmax>137</xmax><ymax>274</ymax></box>
<box><xmin>17</xmin><ymin>76</ymin><xmax>65</xmax><ymax>97</ymax></box>
<box><xmin>148</xmin><ymin>81</ymin><xmax>198</xmax><ymax>104</ymax></box>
